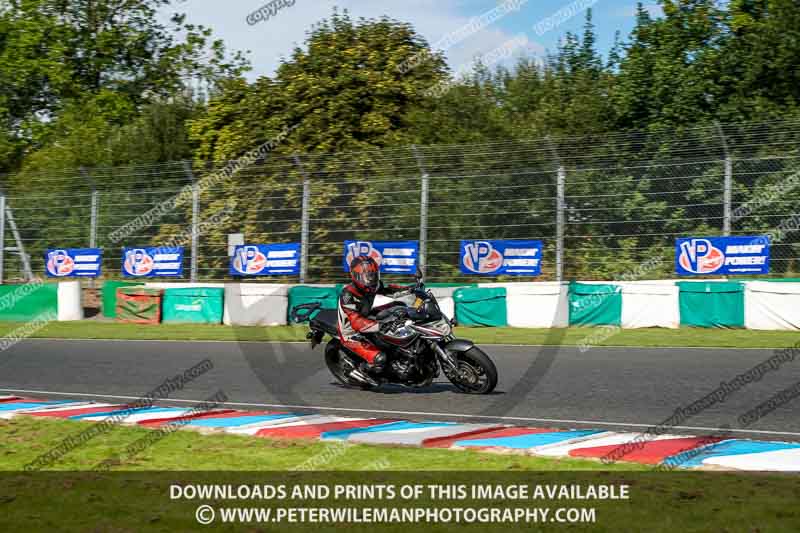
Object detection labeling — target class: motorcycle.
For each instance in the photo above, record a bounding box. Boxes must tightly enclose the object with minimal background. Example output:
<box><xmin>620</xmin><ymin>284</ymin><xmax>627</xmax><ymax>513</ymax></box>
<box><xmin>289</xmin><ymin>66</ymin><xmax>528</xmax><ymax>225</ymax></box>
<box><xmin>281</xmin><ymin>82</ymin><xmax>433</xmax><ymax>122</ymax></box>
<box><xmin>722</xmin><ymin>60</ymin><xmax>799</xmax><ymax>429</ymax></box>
<box><xmin>290</xmin><ymin>274</ymin><xmax>498</xmax><ymax>395</ymax></box>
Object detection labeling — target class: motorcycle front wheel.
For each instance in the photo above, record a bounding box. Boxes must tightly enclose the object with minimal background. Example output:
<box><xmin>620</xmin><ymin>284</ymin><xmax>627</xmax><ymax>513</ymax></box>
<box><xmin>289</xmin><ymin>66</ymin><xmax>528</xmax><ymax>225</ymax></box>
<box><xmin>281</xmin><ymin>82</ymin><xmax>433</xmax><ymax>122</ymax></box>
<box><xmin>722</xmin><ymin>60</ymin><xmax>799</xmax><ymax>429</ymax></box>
<box><xmin>447</xmin><ymin>346</ymin><xmax>498</xmax><ymax>395</ymax></box>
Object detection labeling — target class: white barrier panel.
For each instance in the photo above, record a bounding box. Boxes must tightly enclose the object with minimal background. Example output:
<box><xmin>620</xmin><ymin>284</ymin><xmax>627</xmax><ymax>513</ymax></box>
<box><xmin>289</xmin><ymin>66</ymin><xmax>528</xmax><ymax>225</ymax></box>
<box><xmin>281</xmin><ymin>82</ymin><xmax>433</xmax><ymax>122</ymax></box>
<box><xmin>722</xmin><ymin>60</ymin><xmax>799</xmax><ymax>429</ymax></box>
<box><xmin>57</xmin><ymin>281</ymin><xmax>83</xmax><ymax>321</ymax></box>
<box><xmin>620</xmin><ymin>282</ymin><xmax>679</xmax><ymax>329</ymax></box>
<box><xmin>223</xmin><ymin>283</ymin><xmax>289</xmax><ymax>326</ymax></box>
<box><xmin>483</xmin><ymin>282</ymin><xmax>569</xmax><ymax>328</ymax></box>
<box><xmin>744</xmin><ymin>281</ymin><xmax>800</xmax><ymax>331</ymax></box>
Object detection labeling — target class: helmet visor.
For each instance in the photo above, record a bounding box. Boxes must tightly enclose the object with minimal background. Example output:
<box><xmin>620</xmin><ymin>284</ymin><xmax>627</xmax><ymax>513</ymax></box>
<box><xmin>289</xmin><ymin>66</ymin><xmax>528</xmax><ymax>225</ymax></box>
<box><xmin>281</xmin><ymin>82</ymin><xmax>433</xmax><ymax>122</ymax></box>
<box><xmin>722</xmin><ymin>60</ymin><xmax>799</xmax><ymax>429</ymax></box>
<box><xmin>356</xmin><ymin>267</ymin><xmax>379</xmax><ymax>289</ymax></box>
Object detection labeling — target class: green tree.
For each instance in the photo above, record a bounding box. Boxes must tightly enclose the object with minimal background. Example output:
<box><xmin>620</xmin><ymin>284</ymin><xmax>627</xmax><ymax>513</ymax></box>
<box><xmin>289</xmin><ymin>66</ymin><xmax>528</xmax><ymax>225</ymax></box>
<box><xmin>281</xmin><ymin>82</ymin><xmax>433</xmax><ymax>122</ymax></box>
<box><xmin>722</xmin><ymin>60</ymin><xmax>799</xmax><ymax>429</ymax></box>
<box><xmin>613</xmin><ymin>0</ymin><xmax>726</xmax><ymax>129</ymax></box>
<box><xmin>173</xmin><ymin>10</ymin><xmax>450</xmax><ymax>280</ymax></box>
<box><xmin>0</xmin><ymin>0</ymin><xmax>247</xmax><ymax>171</ymax></box>
<box><xmin>190</xmin><ymin>10</ymin><xmax>447</xmax><ymax>159</ymax></box>
<box><xmin>716</xmin><ymin>0</ymin><xmax>800</xmax><ymax>121</ymax></box>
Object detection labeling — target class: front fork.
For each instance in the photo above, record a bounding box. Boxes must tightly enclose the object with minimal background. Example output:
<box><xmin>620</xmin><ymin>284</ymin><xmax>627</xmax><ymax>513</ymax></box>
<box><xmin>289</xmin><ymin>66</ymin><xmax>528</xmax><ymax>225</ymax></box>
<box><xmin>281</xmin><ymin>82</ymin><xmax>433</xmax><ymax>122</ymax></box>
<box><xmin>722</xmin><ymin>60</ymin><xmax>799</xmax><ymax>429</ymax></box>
<box><xmin>431</xmin><ymin>342</ymin><xmax>459</xmax><ymax>375</ymax></box>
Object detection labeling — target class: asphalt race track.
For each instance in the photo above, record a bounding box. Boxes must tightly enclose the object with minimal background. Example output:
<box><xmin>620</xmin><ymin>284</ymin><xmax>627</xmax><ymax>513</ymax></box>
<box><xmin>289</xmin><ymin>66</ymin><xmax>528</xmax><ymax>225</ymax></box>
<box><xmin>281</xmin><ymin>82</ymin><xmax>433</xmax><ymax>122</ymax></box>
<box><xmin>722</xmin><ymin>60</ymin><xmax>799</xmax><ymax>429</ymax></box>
<box><xmin>1</xmin><ymin>339</ymin><xmax>798</xmax><ymax>441</ymax></box>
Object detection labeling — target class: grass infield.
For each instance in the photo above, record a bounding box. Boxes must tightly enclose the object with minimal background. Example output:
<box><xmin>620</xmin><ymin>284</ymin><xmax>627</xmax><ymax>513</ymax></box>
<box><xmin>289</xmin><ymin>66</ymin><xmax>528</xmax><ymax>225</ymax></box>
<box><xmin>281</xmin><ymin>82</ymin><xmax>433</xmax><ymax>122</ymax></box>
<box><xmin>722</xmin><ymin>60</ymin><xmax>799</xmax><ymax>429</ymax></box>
<box><xmin>0</xmin><ymin>320</ymin><xmax>798</xmax><ymax>348</ymax></box>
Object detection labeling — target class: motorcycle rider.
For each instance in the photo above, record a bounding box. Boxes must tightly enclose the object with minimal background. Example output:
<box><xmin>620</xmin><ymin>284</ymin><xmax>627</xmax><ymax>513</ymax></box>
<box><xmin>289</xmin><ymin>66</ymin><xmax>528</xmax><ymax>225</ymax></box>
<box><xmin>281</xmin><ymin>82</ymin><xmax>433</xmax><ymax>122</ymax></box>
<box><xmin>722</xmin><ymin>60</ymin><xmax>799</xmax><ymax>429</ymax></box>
<box><xmin>337</xmin><ymin>255</ymin><xmax>414</xmax><ymax>383</ymax></box>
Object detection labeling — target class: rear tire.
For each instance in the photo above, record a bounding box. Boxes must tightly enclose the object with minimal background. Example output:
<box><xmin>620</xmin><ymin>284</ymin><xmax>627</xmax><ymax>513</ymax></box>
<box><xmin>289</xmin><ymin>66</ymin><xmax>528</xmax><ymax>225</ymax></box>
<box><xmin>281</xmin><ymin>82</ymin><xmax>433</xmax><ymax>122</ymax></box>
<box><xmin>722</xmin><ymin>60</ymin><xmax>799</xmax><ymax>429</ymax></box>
<box><xmin>448</xmin><ymin>347</ymin><xmax>498</xmax><ymax>395</ymax></box>
<box><xmin>324</xmin><ymin>341</ymin><xmax>374</xmax><ymax>390</ymax></box>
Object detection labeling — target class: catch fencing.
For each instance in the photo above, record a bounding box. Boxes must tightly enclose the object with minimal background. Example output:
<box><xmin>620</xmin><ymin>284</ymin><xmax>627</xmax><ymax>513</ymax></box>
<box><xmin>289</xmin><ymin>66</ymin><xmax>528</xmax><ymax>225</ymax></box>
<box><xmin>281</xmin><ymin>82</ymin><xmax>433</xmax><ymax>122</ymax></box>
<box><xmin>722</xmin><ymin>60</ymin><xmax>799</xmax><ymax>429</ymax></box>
<box><xmin>1</xmin><ymin>119</ymin><xmax>799</xmax><ymax>284</ymax></box>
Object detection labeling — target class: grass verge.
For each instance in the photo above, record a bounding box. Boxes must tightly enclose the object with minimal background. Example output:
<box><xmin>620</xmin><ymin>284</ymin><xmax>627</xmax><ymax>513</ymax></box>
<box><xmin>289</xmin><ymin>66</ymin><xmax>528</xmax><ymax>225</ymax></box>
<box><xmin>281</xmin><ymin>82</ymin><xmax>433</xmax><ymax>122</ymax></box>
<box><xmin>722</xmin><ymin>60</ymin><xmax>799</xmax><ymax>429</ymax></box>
<box><xmin>0</xmin><ymin>416</ymin><xmax>644</xmax><ymax>472</ymax></box>
<box><xmin>1</xmin><ymin>417</ymin><xmax>798</xmax><ymax>532</ymax></box>
<box><xmin>2</xmin><ymin>320</ymin><xmax>798</xmax><ymax>348</ymax></box>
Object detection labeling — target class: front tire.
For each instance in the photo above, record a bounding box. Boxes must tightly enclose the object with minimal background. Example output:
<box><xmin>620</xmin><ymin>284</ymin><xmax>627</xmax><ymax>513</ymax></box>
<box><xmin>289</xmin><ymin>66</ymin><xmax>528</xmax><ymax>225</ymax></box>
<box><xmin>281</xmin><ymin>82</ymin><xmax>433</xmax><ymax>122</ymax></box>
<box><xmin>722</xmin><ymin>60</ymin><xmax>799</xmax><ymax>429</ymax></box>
<box><xmin>324</xmin><ymin>341</ymin><xmax>374</xmax><ymax>390</ymax></box>
<box><xmin>448</xmin><ymin>347</ymin><xmax>498</xmax><ymax>395</ymax></box>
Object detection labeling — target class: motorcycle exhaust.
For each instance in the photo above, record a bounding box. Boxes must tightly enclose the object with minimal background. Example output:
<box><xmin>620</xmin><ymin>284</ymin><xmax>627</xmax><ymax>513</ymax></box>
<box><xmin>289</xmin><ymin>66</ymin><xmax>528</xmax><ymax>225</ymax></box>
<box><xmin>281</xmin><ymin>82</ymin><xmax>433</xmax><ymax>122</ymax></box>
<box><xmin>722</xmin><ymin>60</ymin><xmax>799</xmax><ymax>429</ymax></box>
<box><xmin>349</xmin><ymin>368</ymin><xmax>380</xmax><ymax>387</ymax></box>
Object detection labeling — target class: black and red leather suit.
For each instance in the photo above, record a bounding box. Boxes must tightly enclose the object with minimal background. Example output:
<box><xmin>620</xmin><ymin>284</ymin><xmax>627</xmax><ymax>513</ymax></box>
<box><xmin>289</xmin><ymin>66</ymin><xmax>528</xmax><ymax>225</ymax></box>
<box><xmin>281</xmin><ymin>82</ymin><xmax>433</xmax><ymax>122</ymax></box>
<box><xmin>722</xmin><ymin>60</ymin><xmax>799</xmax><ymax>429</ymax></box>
<box><xmin>337</xmin><ymin>258</ymin><xmax>411</xmax><ymax>365</ymax></box>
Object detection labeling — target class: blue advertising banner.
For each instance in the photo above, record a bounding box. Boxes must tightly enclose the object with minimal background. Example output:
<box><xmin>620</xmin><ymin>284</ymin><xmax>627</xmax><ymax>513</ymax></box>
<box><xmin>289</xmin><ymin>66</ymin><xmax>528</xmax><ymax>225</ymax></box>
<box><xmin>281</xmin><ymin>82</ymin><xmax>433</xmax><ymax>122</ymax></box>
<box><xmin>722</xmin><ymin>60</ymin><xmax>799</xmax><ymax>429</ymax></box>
<box><xmin>122</xmin><ymin>247</ymin><xmax>184</xmax><ymax>277</ymax></box>
<box><xmin>459</xmin><ymin>240</ymin><xmax>543</xmax><ymax>276</ymax></box>
<box><xmin>230</xmin><ymin>243</ymin><xmax>301</xmax><ymax>276</ymax></box>
<box><xmin>45</xmin><ymin>248</ymin><xmax>102</xmax><ymax>278</ymax></box>
<box><xmin>676</xmin><ymin>236</ymin><xmax>770</xmax><ymax>275</ymax></box>
<box><xmin>344</xmin><ymin>241</ymin><xmax>419</xmax><ymax>274</ymax></box>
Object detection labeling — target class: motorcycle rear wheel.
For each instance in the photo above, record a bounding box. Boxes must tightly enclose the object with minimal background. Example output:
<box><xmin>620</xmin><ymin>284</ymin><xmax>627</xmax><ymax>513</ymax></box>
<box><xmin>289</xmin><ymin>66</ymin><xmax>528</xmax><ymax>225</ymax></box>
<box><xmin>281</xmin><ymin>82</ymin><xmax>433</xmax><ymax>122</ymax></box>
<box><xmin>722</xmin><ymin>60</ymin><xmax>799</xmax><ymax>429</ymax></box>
<box><xmin>448</xmin><ymin>347</ymin><xmax>498</xmax><ymax>395</ymax></box>
<box><xmin>324</xmin><ymin>341</ymin><xmax>374</xmax><ymax>390</ymax></box>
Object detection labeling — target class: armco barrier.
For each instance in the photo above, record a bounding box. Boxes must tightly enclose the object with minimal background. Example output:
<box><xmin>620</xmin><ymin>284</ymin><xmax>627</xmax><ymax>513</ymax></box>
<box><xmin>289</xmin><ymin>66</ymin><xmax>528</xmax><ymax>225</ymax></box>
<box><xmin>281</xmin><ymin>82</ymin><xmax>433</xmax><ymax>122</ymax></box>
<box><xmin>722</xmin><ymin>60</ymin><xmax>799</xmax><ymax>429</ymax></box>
<box><xmin>116</xmin><ymin>287</ymin><xmax>163</xmax><ymax>324</ymax></box>
<box><xmin>744</xmin><ymin>281</ymin><xmax>800</xmax><ymax>331</ymax></box>
<box><xmin>569</xmin><ymin>283</ymin><xmax>622</xmax><ymax>327</ymax></box>
<box><xmin>678</xmin><ymin>281</ymin><xmax>745</xmax><ymax>328</ymax></box>
<box><xmin>144</xmin><ymin>282</ymin><xmax>225</xmax><ymax>290</ymax></box>
<box><xmin>102</xmin><ymin>281</ymin><xmax>143</xmax><ymax>318</ymax></box>
<box><xmin>0</xmin><ymin>282</ymin><xmax>57</xmax><ymax>321</ymax></box>
<box><xmin>483</xmin><ymin>282</ymin><xmax>568</xmax><ymax>328</ymax></box>
<box><xmin>73</xmin><ymin>279</ymin><xmax>800</xmax><ymax>331</ymax></box>
<box><xmin>162</xmin><ymin>287</ymin><xmax>224</xmax><ymax>324</ymax></box>
<box><xmin>57</xmin><ymin>281</ymin><xmax>83</xmax><ymax>321</ymax></box>
<box><xmin>223</xmin><ymin>283</ymin><xmax>289</xmax><ymax>326</ymax></box>
<box><xmin>619</xmin><ymin>282</ymin><xmax>679</xmax><ymax>329</ymax></box>
<box><xmin>453</xmin><ymin>287</ymin><xmax>507</xmax><ymax>327</ymax></box>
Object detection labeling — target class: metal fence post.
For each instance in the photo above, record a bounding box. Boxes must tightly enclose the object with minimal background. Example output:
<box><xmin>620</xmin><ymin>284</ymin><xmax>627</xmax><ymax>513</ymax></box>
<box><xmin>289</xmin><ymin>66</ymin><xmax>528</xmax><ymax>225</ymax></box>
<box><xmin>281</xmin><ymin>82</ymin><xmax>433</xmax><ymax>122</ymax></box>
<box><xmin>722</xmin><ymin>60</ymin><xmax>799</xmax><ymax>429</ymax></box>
<box><xmin>715</xmin><ymin>121</ymin><xmax>733</xmax><ymax>235</ymax></box>
<box><xmin>0</xmin><ymin>191</ymin><xmax>5</xmax><ymax>285</ymax></box>
<box><xmin>556</xmin><ymin>166</ymin><xmax>566</xmax><ymax>283</ymax></box>
<box><xmin>293</xmin><ymin>155</ymin><xmax>311</xmax><ymax>284</ymax></box>
<box><xmin>723</xmin><ymin>157</ymin><xmax>733</xmax><ymax>235</ymax></box>
<box><xmin>412</xmin><ymin>145</ymin><xmax>429</xmax><ymax>277</ymax></box>
<box><xmin>80</xmin><ymin>167</ymin><xmax>98</xmax><ymax>288</ymax></box>
<box><xmin>547</xmin><ymin>136</ymin><xmax>566</xmax><ymax>283</ymax></box>
<box><xmin>183</xmin><ymin>161</ymin><xmax>199</xmax><ymax>283</ymax></box>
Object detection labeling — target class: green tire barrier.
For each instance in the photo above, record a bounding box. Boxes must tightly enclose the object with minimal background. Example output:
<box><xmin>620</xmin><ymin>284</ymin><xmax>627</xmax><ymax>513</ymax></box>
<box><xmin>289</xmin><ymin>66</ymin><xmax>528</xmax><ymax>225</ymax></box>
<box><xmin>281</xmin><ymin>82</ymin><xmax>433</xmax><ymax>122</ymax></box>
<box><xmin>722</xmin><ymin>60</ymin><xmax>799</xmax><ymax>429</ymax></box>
<box><xmin>453</xmin><ymin>287</ymin><xmax>507</xmax><ymax>327</ymax></box>
<box><xmin>162</xmin><ymin>287</ymin><xmax>224</xmax><ymax>324</ymax></box>
<box><xmin>116</xmin><ymin>287</ymin><xmax>163</xmax><ymax>324</ymax></box>
<box><xmin>102</xmin><ymin>281</ymin><xmax>144</xmax><ymax>318</ymax></box>
<box><xmin>287</xmin><ymin>285</ymin><xmax>343</xmax><ymax>323</ymax></box>
<box><xmin>569</xmin><ymin>283</ymin><xmax>622</xmax><ymax>326</ymax></box>
<box><xmin>0</xmin><ymin>282</ymin><xmax>57</xmax><ymax>321</ymax></box>
<box><xmin>678</xmin><ymin>281</ymin><xmax>745</xmax><ymax>328</ymax></box>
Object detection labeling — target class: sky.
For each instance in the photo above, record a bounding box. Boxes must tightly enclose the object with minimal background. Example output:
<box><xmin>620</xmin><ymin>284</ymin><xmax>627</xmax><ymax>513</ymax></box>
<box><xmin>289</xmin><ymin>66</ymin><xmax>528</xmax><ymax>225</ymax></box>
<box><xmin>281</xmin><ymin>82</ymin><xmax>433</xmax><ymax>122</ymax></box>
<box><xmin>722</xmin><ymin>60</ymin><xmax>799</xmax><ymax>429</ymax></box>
<box><xmin>164</xmin><ymin>0</ymin><xmax>664</xmax><ymax>80</ymax></box>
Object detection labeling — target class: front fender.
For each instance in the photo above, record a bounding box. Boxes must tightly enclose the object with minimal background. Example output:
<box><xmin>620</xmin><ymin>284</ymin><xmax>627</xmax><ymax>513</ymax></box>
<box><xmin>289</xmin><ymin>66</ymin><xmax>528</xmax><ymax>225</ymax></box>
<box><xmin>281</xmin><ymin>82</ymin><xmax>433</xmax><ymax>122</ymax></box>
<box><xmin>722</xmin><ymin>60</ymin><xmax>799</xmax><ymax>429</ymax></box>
<box><xmin>444</xmin><ymin>339</ymin><xmax>474</xmax><ymax>353</ymax></box>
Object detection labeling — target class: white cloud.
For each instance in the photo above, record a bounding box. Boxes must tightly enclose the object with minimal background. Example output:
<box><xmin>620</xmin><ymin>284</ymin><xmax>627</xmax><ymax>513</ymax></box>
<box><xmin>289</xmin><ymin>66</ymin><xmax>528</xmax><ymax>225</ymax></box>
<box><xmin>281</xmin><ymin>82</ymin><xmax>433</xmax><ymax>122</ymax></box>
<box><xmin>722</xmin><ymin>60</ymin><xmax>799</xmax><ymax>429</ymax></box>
<box><xmin>165</xmin><ymin>0</ymin><xmax>535</xmax><ymax>79</ymax></box>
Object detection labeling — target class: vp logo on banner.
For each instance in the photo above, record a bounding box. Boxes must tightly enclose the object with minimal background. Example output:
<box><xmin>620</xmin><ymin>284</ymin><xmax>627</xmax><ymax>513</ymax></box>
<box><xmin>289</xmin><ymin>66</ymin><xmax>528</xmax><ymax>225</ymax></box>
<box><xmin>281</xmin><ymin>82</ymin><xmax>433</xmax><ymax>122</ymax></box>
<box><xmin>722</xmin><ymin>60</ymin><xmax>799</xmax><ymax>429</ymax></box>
<box><xmin>45</xmin><ymin>248</ymin><xmax>102</xmax><ymax>278</ymax></box>
<box><xmin>460</xmin><ymin>239</ymin><xmax>542</xmax><ymax>276</ymax></box>
<box><xmin>123</xmin><ymin>248</ymin><xmax>155</xmax><ymax>276</ymax></box>
<box><xmin>232</xmin><ymin>246</ymin><xmax>268</xmax><ymax>275</ymax></box>
<box><xmin>122</xmin><ymin>247</ymin><xmax>183</xmax><ymax>277</ymax></box>
<box><xmin>676</xmin><ymin>236</ymin><xmax>770</xmax><ymax>275</ymax></box>
<box><xmin>46</xmin><ymin>249</ymin><xmax>76</xmax><ymax>277</ymax></box>
<box><xmin>229</xmin><ymin>243</ymin><xmax>300</xmax><ymax>276</ymax></box>
<box><xmin>462</xmin><ymin>241</ymin><xmax>504</xmax><ymax>274</ymax></box>
<box><xmin>677</xmin><ymin>238</ymin><xmax>725</xmax><ymax>274</ymax></box>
